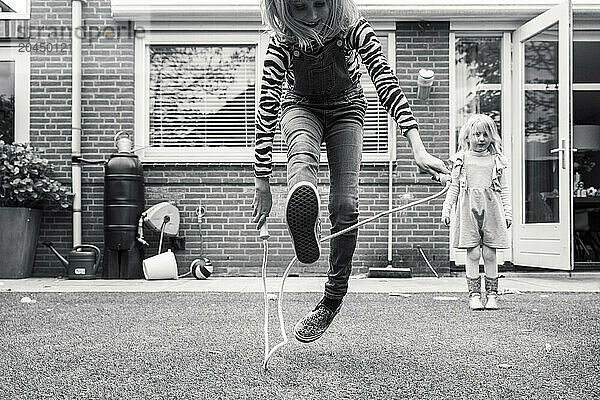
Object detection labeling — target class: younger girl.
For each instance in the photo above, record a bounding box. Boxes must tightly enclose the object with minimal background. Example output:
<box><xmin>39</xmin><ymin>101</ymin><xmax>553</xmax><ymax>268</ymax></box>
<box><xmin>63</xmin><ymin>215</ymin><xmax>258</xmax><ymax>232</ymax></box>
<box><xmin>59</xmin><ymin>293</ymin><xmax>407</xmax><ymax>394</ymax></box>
<box><xmin>253</xmin><ymin>0</ymin><xmax>449</xmax><ymax>343</ymax></box>
<box><xmin>442</xmin><ymin>114</ymin><xmax>512</xmax><ymax>310</ymax></box>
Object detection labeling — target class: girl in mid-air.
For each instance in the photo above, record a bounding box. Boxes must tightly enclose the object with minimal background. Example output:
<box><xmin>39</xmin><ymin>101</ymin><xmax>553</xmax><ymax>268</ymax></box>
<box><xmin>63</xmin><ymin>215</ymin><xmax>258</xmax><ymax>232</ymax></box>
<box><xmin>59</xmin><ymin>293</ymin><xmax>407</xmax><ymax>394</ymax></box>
<box><xmin>442</xmin><ymin>114</ymin><xmax>512</xmax><ymax>310</ymax></box>
<box><xmin>252</xmin><ymin>0</ymin><xmax>449</xmax><ymax>342</ymax></box>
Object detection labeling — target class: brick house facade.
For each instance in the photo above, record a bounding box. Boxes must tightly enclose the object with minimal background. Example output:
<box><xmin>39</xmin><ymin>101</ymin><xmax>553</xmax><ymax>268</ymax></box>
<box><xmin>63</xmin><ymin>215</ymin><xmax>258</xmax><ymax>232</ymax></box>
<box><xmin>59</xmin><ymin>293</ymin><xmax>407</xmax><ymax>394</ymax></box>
<box><xmin>5</xmin><ymin>0</ymin><xmax>448</xmax><ymax>277</ymax></box>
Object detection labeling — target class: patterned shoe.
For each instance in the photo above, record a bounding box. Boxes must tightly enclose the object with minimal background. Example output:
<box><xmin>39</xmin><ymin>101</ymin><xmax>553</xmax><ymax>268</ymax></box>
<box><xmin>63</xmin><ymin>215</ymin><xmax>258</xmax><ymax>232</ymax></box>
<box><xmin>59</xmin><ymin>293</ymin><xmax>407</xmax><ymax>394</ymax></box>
<box><xmin>466</xmin><ymin>276</ymin><xmax>484</xmax><ymax>310</ymax></box>
<box><xmin>484</xmin><ymin>276</ymin><xmax>499</xmax><ymax>310</ymax></box>
<box><xmin>286</xmin><ymin>181</ymin><xmax>321</xmax><ymax>264</ymax></box>
<box><xmin>294</xmin><ymin>300</ymin><xmax>341</xmax><ymax>343</ymax></box>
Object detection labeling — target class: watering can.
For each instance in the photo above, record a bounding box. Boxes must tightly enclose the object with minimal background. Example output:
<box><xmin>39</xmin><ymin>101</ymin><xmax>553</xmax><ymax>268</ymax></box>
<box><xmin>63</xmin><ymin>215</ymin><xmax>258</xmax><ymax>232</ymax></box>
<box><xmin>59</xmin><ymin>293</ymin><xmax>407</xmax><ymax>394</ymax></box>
<box><xmin>42</xmin><ymin>242</ymin><xmax>102</xmax><ymax>280</ymax></box>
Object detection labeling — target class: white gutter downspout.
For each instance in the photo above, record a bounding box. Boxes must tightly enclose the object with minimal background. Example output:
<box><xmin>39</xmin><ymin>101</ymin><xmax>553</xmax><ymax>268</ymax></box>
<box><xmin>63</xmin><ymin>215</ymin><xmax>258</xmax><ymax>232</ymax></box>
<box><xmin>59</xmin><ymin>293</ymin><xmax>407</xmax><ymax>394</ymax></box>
<box><xmin>387</xmin><ymin>32</ymin><xmax>396</xmax><ymax>269</ymax></box>
<box><xmin>387</xmin><ymin>150</ymin><xmax>393</xmax><ymax>267</ymax></box>
<box><xmin>72</xmin><ymin>0</ymin><xmax>82</xmax><ymax>246</ymax></box>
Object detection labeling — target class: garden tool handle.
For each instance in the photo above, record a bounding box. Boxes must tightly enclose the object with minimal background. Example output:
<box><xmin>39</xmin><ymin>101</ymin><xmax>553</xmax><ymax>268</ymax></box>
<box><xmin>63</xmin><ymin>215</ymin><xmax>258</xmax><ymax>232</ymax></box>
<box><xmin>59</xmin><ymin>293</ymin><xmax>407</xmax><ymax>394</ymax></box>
<box><xmin>438</xmin><ymin>173</ymin><xmax>451</xmax><ymax>187</ymax></box>
<box><xmin>73</xmin><ymin>244</ymin><xmax>102</xmax><ymax>271</ymax></box>
<box><xmin>259</xmin><ymin>224</ymin><xmax>270</xmax><ymax>241</ymax></box>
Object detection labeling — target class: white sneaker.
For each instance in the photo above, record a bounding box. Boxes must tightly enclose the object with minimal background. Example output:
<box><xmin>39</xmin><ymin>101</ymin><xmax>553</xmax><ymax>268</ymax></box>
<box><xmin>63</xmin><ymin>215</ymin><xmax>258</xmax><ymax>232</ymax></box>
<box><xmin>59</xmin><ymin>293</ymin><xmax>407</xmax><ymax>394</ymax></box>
<box><xmin>285</xmin><ymin>181</ymin><xmax>321</xmax><ymax>264</ymax></box>
<box><xmin>468</xmin><ymin>294</ymin><xmax>484</xmax><ymax>310</ymax></box>
<box><xmin>485</xmin><ymin>293</ymin><xmax>499</xmax><ymax>310</ymax></box>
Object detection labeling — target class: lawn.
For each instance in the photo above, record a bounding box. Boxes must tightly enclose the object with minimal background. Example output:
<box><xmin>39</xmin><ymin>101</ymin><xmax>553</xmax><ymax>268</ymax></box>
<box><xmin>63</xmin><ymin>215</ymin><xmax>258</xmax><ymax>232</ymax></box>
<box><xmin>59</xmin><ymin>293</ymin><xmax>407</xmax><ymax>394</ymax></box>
<box><xmin>1</xmin><ymin>292</ymin><xmax>598</xmax><ymax>399</ymax></box>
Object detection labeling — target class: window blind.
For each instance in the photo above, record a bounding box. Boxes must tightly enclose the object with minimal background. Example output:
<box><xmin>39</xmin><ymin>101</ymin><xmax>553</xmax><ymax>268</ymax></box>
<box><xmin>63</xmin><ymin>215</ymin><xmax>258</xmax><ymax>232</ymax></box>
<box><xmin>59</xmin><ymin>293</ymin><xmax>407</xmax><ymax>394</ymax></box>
<box><xmin>147</xmin><ymin>38</ymin><xmax>389</xmax><ymax>157</ymax></box>
<box><xmin>149</xmin><ymin>45</ymin><xmax>256</xmax><ymax>148</ymax></box>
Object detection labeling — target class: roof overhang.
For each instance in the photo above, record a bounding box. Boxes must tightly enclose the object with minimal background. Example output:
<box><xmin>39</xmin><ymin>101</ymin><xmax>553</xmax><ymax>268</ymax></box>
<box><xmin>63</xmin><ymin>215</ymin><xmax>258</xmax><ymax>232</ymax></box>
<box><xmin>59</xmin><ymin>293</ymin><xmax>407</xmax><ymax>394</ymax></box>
<box><xmin>110</xmin><ymin>0</ymin><xmax>600</xmax><ymax>22</ymax></box>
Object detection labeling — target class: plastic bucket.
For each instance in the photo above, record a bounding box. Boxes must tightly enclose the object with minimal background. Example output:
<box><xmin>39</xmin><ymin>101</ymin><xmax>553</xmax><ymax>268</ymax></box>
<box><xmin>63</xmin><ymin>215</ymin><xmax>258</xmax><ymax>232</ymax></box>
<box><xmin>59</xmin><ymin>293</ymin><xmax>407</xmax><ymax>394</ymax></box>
<box><xmin>142</xmin><ymin>250</ymin><xmax>178</xmax><ymax>280</ymax></box>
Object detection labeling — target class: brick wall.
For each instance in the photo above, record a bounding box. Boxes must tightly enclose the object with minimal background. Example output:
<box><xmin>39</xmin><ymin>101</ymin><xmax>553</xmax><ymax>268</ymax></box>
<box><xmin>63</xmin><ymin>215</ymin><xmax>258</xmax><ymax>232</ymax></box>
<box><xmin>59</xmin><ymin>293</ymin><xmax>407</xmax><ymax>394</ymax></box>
<box><xmin>394</xmin><ymin>21</ymin><xmax>451</xmax><ymax>275</ymax></box>
<box><xmin>29</xmin><ymin>1</ymin><xmax>451</xmax><ymax>278</ymax></box>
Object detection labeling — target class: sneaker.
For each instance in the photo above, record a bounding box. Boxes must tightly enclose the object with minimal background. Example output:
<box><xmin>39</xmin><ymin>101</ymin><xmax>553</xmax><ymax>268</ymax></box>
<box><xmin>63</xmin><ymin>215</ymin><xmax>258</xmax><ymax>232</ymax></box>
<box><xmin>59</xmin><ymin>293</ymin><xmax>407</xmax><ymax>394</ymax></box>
<box><xmin>294</xmin><ymin>301</ymin><xmax>341</xmax><ymax>343</ymax></box>
<box><xmin>485</xmin><ymin>293</ymin><xmax>499</xmax><ymax>310</ymax></box>
<box><xmin>285</xmin><ymin>181</ymin><xmax>321</xmax><ymax>264</ymax></box>
<box><xmin>468</xmin><ymin>293</ymin><xmax>484</xmax><ymax>310</ymax></box>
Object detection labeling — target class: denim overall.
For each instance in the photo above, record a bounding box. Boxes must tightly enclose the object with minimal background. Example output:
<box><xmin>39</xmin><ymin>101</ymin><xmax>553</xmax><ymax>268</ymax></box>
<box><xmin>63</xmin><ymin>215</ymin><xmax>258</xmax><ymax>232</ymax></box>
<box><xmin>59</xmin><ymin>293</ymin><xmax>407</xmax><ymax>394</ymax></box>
<box><xmin>280</xmin><ymin>36</ymin><xmax>367</xmax><ymax>300</ymax></box>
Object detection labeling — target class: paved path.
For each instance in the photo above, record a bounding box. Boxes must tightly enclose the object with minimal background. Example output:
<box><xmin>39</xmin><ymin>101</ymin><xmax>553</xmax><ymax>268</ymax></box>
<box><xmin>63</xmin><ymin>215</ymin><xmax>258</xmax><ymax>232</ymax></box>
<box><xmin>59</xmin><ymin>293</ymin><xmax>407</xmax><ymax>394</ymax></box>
<box><xmin>2</xmin><ymin>272</ymin><xmax>599</xmax><ymax>293</ymax></box>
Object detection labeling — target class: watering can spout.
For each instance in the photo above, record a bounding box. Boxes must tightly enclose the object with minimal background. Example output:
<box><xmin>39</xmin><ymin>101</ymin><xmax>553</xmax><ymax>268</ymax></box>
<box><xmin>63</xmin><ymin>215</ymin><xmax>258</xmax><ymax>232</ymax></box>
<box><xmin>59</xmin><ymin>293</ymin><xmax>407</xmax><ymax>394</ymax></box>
<box><xmin>41</xmin><ymin>241</ymin><xmax>69</xmax><ymax>268</ymax></box>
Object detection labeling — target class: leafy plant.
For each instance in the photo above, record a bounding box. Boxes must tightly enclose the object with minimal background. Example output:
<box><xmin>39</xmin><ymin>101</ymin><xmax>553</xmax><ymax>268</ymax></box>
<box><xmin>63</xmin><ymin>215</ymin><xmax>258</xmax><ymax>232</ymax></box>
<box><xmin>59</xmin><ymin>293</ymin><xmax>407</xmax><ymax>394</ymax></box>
<box><xmin>0</xmin><ymin>140</ymin><xmax>73</xmax><ymax>209</ymax></box>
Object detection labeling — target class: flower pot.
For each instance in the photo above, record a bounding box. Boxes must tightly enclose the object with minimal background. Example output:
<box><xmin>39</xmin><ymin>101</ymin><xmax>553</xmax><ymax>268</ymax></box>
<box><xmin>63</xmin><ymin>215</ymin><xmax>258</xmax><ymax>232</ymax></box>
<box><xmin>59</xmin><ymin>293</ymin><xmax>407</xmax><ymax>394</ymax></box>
<box><xmin>0</xmin><ymin>207</ymin><xmax>42</xmax><ymax>278</ymax></box>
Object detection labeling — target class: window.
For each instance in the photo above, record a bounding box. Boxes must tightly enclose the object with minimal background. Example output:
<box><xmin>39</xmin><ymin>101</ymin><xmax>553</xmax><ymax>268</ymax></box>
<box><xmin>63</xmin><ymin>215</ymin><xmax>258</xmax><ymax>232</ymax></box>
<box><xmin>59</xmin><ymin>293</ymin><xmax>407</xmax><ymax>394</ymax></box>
<box><xmin>135</xmin><ymin>29</ymin><xmax>394</xmax><ymax>163</ymax></box>
<box><xmin>0</xmin><ymin>46</ymin><xmax>29</xmax><ymax>144</ymax></box>
<box><xmin>451</xmin><ymin>34</ymin><xmax>504</xmax><ymax>151</ymax></box>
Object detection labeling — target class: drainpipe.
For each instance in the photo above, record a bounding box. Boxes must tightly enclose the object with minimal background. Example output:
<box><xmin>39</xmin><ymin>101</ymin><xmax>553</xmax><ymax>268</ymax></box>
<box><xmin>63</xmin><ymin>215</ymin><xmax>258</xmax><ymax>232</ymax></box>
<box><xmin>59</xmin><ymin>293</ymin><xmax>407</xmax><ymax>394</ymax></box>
<box><xmin>71</xmin><ymin>0</ymin><xmax>82</xmax><ymax>246</ymax></box>
<box><xmin>387</xmin><ymin>148</ymin><xmax>393</xmax><ymax>267</ymax></box>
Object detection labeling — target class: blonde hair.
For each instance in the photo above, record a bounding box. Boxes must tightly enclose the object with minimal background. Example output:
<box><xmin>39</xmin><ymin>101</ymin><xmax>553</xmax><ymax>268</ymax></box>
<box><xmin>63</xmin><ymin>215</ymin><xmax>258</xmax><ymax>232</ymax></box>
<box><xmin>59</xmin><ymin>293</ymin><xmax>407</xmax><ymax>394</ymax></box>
<box><xmin>260</xmin><ymin>0</ymin><xmax>360</xmax><ymax>51</ymax></box>
<box><xmin>457</xmin><ymin>114</ymin><xmax>503</xmax><ymax>155</ymax></box>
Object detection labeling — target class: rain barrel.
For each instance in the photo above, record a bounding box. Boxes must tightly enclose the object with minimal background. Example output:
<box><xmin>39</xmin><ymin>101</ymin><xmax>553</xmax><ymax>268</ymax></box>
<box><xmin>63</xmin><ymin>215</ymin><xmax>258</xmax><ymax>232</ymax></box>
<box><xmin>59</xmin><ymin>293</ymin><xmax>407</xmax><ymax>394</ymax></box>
<box><xmin>103</xmin><ymin>153</ymin><xmax>144</xmax><ymax>278</ymax></box>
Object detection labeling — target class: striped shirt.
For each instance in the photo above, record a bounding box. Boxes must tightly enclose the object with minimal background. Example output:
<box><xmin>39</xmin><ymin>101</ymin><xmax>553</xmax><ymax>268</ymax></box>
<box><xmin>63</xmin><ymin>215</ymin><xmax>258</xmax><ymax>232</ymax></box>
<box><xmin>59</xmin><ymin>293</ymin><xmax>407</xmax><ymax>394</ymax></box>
<box><xmin>254</xmin><ymin>17</ymin><xmax>418</xmax><ymax>178</ymax></box>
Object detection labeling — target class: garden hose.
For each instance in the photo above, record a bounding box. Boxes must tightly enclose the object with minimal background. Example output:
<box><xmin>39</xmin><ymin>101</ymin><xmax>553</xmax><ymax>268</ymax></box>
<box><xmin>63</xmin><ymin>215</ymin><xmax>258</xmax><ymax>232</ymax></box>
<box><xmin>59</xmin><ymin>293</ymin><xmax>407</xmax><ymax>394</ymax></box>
<box><xmin>260</xmin><ymin>175</ymin><xmax>451</xmax><ymax>370</ymax></box>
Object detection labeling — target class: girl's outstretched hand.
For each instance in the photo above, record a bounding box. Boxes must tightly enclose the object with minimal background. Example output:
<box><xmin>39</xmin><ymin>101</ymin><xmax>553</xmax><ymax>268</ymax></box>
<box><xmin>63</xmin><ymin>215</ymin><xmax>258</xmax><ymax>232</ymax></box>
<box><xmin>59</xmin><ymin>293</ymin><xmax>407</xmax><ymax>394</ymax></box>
<box><xmin>506</xmin><ymin>219</ymin><xmax>512</xmax><ymax>228</ymax></box>
<box><xmin>253</xmin><ymin>177</ymin><xmax>272</xmax><ymax>229</ymax></box>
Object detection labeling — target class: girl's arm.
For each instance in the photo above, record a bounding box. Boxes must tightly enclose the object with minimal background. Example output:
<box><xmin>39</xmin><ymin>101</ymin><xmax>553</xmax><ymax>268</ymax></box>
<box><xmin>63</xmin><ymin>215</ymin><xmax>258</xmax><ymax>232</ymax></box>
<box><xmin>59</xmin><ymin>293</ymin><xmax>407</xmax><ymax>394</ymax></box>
<box><xmin>351</xmin><ymin>18</ymin><xmax>418</xmax><ymax>135</ymax></box>
<box><xmin>441</xmin><ymin>164</ymin><xmax>460</xmax><ymax>222</ymax></box>
<box><xmin>352</xmin><ymin>19</ymin><xmax>449</xmax><ymax>177</ymax></box>
<box><xmin>499</xmin><ymin>171</ymin><xmax>512</xmax><ymax>226</ymax></box>
<box><xmin>254</xmin><ymin>36</ymin><xmax>288</xmax><ymax>179</ymax></box>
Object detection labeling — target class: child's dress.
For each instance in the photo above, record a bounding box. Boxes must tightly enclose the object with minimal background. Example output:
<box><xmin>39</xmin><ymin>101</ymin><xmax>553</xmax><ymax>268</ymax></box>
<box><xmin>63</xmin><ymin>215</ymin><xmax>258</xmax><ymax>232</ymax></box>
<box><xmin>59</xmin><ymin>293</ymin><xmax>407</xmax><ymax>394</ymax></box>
<box><xmin>442</xmin><ymin>150</ymin><xmax>511</xmax><ymax>249</ymax></box>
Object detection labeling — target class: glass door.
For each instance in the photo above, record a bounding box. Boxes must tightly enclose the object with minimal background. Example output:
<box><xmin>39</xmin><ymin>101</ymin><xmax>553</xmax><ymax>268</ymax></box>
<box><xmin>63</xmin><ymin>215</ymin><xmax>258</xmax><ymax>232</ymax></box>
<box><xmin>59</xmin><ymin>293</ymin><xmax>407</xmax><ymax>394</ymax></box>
<box><xmin>512</xmin><ymin>1</ymin><xmax>573</xmax><ymax>269</ymax></box>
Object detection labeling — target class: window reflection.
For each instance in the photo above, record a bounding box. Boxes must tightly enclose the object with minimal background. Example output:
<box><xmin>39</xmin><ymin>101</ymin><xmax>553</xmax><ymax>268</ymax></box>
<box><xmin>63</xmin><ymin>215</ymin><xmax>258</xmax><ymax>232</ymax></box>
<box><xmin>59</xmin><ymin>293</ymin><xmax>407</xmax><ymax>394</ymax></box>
<box><xmin>0</xmin><ymin>61</ymin><xmax>15</xmax><ymax>144</ymax></box>
<box><xmin>454</xmin><ymin>36</ymin><xmax>502</xmax><ymax>150</ymax></box>
<box><xmin>523</xmin><ymin>24</ymin><xmax>560</xmax><ymax>223</ymax></box>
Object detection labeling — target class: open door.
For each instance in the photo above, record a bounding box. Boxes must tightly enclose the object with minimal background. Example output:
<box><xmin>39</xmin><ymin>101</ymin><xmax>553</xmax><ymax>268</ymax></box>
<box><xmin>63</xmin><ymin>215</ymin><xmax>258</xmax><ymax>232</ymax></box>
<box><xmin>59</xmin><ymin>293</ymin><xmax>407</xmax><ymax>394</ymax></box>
<box><xmin>512</xmin><ymin>1</ymin><xmax>573</xmax><ymax>270</ymax></box>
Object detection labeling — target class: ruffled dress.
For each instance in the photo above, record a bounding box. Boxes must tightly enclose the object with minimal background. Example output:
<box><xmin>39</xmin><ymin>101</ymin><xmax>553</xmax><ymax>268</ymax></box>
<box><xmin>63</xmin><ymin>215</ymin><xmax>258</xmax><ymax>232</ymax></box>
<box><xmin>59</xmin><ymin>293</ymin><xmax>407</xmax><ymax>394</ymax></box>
<box><xmin>442</xmin><ymin>150</ymin><xmax>511</xmax><ymax>249</ymax></box>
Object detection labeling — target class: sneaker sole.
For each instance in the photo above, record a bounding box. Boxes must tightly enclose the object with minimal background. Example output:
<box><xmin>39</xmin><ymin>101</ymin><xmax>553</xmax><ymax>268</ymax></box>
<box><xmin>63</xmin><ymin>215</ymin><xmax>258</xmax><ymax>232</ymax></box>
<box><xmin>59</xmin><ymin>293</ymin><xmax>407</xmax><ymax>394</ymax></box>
<box><xmin>286</xmin><ymin>181</ymin><xmax>320</xmax><ymax>264</ymax></box>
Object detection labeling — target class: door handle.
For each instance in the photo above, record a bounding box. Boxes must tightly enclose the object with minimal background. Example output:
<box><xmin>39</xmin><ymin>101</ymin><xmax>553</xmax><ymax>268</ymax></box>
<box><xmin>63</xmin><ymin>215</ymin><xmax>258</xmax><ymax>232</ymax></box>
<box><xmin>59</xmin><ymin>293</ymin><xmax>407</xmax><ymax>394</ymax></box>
<box><xmin>550</xmin><ymin>138</ymin><xmax>567</xmax><ymax>170</ymax></box>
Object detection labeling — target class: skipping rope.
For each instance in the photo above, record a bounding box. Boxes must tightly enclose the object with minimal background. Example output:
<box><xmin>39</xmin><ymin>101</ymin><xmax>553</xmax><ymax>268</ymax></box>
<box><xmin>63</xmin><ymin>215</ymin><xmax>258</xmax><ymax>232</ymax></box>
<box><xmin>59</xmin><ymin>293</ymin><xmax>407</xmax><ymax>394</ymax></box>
<box><xmin>260</xmin><ymin>175</ymin><xmax>451</xmax><ymax>370</ymax></box>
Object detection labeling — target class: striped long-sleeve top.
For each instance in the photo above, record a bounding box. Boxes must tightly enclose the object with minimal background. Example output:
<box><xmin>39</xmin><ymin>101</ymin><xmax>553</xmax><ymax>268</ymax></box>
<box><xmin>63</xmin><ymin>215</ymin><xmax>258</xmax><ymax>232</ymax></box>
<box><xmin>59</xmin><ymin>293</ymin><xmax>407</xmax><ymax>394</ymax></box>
<box><xmin>254</xmin><ymin>17</ymin><xmax>418</xmax><ymax>178</ymax></box>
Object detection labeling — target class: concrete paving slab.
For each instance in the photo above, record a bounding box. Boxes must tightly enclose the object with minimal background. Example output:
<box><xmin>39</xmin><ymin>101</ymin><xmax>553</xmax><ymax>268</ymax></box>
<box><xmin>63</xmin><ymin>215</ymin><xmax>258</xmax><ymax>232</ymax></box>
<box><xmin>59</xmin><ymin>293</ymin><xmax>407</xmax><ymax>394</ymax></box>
<box><xmin>1</xmin><ymin>272</ymin><xmax>599</xmax><ymax>293</ymax></box>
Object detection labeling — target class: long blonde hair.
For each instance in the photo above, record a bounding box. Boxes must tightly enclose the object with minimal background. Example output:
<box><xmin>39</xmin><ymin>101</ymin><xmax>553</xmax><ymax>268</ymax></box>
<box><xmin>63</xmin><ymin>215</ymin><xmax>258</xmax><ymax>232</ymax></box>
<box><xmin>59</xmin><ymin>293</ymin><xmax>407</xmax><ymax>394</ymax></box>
<box><xmin>260</xmin><ymin>0</ymin><xmax>359</xmax><ymax>51</ymax></box>
<box><xmin>457</xmin><ymin>114</ymin><xmax>503</xmax><ymax>155</ymax></box>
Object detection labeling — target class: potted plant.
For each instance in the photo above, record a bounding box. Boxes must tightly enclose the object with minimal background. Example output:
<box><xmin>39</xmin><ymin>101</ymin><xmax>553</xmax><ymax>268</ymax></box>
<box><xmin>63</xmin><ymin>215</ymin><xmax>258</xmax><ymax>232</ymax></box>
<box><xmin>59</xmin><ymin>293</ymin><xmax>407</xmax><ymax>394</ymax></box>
<box><xmin>0</xmin><ymin>140</ymin><xmax>73</xmax><ymax>278</ymax></box>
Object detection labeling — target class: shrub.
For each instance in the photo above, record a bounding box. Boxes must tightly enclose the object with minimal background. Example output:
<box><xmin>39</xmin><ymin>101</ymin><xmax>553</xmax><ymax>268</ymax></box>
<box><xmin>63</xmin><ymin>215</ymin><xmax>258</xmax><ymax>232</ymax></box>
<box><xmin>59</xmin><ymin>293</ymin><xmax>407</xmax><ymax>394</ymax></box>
<box><xmin>0</xmin><ymin>140</ymin><xmax>73</xmax><ymax>209</ymax></box>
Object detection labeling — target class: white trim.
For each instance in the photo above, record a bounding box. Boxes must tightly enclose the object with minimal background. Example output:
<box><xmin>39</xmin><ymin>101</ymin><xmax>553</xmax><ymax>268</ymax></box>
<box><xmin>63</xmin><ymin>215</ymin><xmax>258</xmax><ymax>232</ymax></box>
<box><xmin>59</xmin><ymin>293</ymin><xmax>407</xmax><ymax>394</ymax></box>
<box><xmin>0</xmin><ymin>46</ymin><xmax>29</xmax><ymax>143</ymax></box>
<box><xmin>111</xmin><ymin>0</ymin><xmax>600</xmax><ymax>22</ymax></box>
<box><xmin>501</xmin><ymin>31</ymin><xmax>513</xmax><ymax>264</ymax></box>
<box><xmin>449</xmin><ymin>32</ymin><xmax>456</xmax><ymax>155</ymax></box>
<box><xmin>0</xmin><ymin>0</ymin><xmax>30</xmax><ymax>19</ymax></box>
<box><xmin>135</xmin><ymin>29</ymin><xmax>261</xmax><ymax>163</ymax></box>
<box><xmin>135</xmin><ymin>24</ymin><xmax>397</xmax><ymax>164</ymax></box>
<box><xmin>573</xmin><ymin>83</ymin><xmax>600</xmax><ymax>90</ymax></box>
<box><xmin>387</xmin><ymin>31</ymin><xmax>397</xmax><ymax>160</ymax></box>
<box><xmin>133</xmin><ymin>20</ymin><xmax>395</xmax><ymax>33</ymax></box>
<box><xmin>451</xmin><ymin>22</ymin><xmax>523</xmax><ymax>31</ymax></box>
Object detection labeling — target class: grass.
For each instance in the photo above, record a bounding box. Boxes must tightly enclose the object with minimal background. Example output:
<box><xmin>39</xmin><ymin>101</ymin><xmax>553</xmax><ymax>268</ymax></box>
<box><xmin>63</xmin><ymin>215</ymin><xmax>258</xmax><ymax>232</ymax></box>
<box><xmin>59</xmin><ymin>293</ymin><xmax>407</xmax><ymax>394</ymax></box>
<box><xmin>0</xmin><ymin>291</ymin><xmax>598</xmax><ymax>399</ymax></box>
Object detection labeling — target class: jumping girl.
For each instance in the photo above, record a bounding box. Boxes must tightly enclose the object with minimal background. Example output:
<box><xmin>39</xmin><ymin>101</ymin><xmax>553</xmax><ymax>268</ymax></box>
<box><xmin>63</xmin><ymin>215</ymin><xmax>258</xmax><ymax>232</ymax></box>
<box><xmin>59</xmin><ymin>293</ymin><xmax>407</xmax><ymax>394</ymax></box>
<box><xmin>252</xmin><ymin>0</ymin><xmax>449</xmax><ymax>342</ymax></box>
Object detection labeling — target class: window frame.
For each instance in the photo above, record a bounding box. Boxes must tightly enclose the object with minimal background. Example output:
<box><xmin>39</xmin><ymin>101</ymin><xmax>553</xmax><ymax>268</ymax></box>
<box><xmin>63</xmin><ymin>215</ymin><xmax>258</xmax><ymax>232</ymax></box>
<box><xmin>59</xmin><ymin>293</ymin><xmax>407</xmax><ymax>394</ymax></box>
<box><xmin>134</xmin><ymin>23</ymin><xmax>396</xmax><ymax>163</ymax></box>
<box><xmin>0</xmin><ymin>44</ymin><xmax>30</xmax><ymax>143</ymax></box>
<box><xmin>135</xmin><ymin>30</ymin><xmax>261</xmax><ymax>162</ymax></box>
<box><xmin>448</xmin><ymin>29</ymin><xmax>513</xmax><ymax>265</ymax></box>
